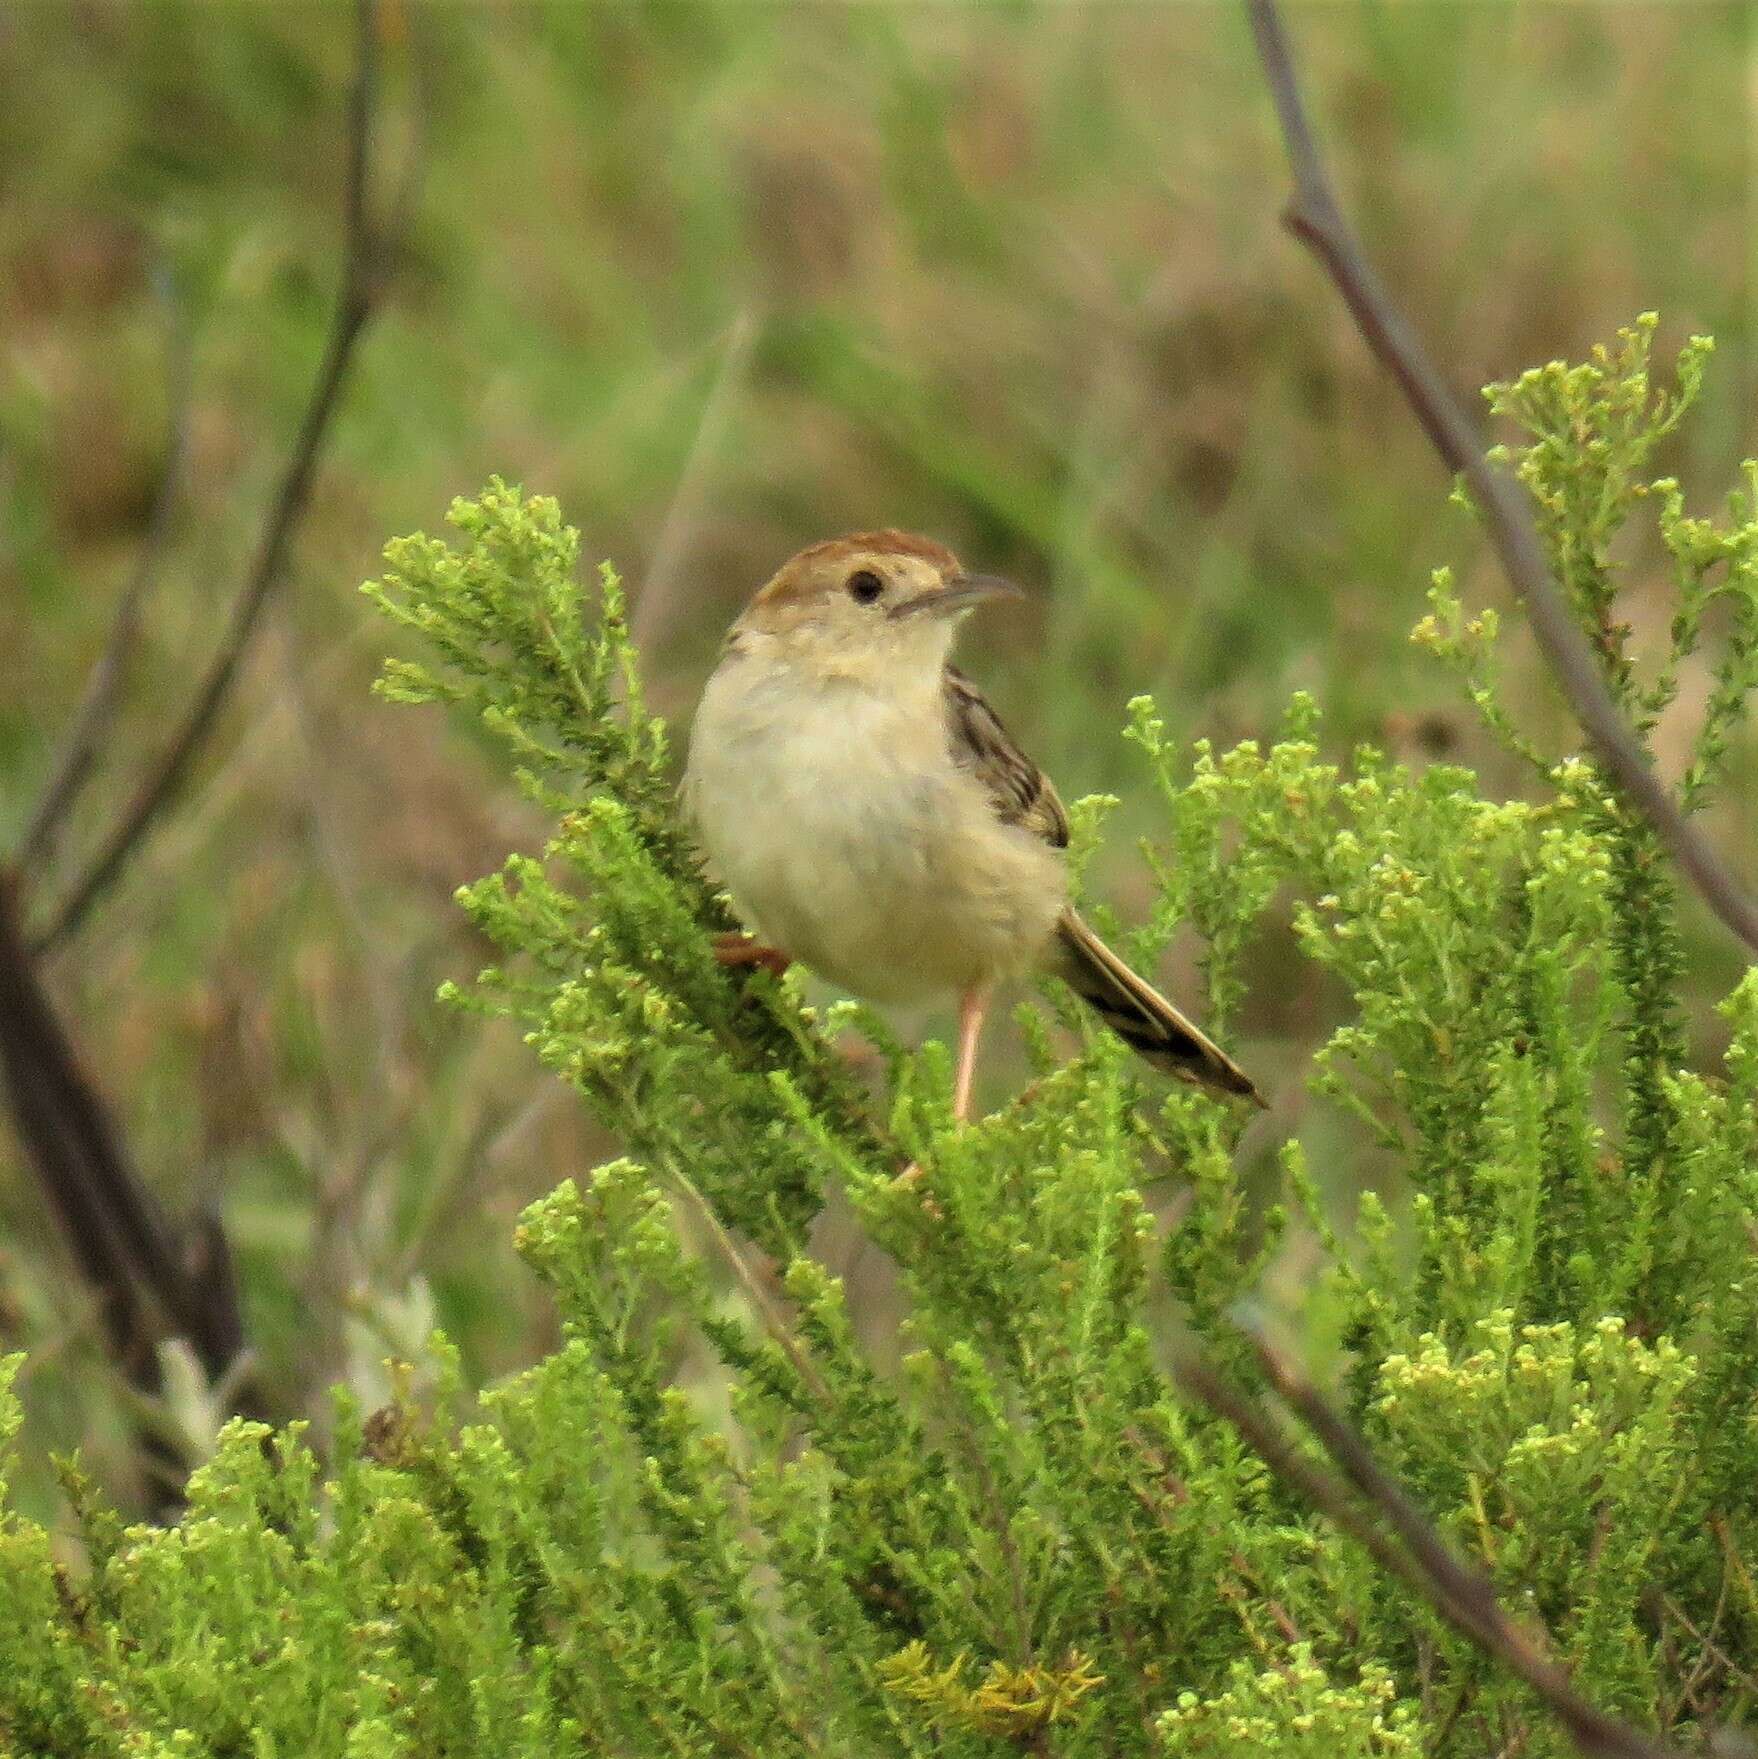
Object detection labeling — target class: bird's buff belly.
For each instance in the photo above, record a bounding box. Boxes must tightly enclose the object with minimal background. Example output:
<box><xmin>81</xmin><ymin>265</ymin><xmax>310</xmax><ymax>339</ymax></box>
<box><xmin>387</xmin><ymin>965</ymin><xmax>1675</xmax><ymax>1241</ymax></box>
<box><xmin>692</xmin><ymin>735</ymin><xmax>1066</xmax><ymax>1005</ymax></box>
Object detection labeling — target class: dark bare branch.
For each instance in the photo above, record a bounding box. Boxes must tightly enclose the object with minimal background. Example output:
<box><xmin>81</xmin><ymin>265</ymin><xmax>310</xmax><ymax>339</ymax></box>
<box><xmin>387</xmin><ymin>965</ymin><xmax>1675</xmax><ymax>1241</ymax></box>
<box><xmin>16</xmin><ymin>269</ymin><xmax>195</xmax><ymax>880</ymax></box>
<box><xmin>0</xmin><ymin>872</ymin><xmax>250</xmax><ymax>1391</ymax></box>
<box><xmin>1175</xmin><ymin>1339</ymin><xmax>1693</xmax><ymax>1759</ymax></box>
<box><xmin>1243</xmin><ymin>0</ymin><xmax>1758</xmax><ymax>955</ymax></box>
<box><xmin>32</xmin><ymin>0</ymin><xmax>395</xmax><ymax>954</ymax></box>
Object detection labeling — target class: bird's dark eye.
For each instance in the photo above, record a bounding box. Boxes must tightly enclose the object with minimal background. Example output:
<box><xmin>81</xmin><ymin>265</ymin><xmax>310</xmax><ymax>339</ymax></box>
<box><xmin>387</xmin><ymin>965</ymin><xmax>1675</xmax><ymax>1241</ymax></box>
<box><xmin>846</xmin><ymin>569</ymin><xmax>885</xmax><ymax>605</ymax></box>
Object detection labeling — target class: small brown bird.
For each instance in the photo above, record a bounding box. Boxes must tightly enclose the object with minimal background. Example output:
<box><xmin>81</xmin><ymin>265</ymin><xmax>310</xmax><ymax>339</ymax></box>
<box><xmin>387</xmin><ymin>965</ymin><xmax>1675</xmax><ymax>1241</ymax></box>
<box><xmin>683</xmin><ymin>531</ymin><xmax>1261</xmax><ymax>1119</ymax></box>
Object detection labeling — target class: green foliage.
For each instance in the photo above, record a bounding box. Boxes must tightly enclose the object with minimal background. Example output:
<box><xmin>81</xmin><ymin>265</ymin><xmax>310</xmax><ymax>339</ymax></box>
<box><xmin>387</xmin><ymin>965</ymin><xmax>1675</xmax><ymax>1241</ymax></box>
<box><xmin>879</xmin><ymin>1642</ymin><xmax>1107</xmax><ymax>1740</ymax></box>
<box><xmin>5</xmin><ymin>322</ymin><xmax>1758</xmax><ymax>1755</ymax></box>
<box><xmin>7</xmin><ymin>0</ymin><xmax>1756</xmax><ymax>1519</ymax></box>
<box><xmin>1156</xmin><ymin>1648</ymin><xmax>1422</xmax><ymax>1759</ymax></box>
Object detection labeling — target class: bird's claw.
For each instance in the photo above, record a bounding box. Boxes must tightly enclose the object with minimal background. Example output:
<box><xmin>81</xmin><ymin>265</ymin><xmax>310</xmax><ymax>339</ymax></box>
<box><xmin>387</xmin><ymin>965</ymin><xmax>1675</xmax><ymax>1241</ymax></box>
<box><xmin>712</xmin><ymin>933</ymin><xmax>791</xmax><ymax>980</ymax></box>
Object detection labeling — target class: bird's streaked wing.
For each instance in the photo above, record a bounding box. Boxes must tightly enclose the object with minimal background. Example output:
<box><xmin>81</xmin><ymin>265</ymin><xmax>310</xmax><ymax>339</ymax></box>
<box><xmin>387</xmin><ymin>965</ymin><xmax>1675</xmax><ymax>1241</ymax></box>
<box><xmin>943</xmin><ymin>664</ymin><xmax>1069</xmax><ymax>850</ymax></box>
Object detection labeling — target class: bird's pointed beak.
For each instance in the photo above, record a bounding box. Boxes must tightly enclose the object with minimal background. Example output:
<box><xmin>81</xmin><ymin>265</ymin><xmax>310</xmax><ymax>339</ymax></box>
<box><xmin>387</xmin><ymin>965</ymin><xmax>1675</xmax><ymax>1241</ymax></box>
<box><xmin>887</xmin><ymin>572</ymin><xmax>1026</xmax><ymax>621</ymax></box>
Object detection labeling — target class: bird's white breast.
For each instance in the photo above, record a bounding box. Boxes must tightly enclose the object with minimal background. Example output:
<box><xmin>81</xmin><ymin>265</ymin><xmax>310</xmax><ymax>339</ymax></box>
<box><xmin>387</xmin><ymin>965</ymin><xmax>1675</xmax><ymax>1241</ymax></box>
<box><xmin>684</xmin><ymin>649</ymin><xmax>1066</xmax><ymax>1004</ymax></box>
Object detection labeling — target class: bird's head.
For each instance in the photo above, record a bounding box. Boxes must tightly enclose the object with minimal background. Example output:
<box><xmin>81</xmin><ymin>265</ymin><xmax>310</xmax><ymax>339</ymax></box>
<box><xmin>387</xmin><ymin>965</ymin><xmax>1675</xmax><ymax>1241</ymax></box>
<box><xmin>730</xmin><ymin>530</ymin><xmax>1022</xmax><ymax>677</ymax></box>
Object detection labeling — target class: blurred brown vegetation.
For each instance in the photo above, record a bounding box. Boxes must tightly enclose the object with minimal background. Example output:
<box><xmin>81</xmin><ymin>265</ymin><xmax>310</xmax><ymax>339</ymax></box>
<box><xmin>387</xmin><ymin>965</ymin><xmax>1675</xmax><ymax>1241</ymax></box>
<box><xmin>1</xmin><ymin>0</ymin><xmax>1753</xmax><ymax>1515</ymax></box>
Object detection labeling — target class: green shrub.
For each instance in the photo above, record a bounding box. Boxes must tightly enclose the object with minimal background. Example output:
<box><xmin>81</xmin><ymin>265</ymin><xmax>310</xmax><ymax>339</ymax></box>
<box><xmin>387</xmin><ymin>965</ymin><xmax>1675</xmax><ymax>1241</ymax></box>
<box><xmin>3</xmin><ymin>318</ymin><xmax>1755</xmax><ymax>1756</ymax></box>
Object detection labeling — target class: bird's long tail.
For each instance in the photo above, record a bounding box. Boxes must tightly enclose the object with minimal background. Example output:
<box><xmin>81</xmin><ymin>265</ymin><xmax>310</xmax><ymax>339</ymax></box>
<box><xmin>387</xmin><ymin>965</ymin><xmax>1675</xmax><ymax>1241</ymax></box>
<box><xmin>1053</xmin><ymin>911</ymin><xmax>1263</xmax><ymax>1106</ymax></box>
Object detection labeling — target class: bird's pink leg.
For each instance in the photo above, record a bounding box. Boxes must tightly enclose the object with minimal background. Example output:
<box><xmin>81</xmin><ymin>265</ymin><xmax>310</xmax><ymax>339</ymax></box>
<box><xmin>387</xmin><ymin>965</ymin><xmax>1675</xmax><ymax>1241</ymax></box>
<box><xmin>894</xmin><ymin>985</ymin><xmax>993</xmax><ymax>1197</ymax></box>
<box><xmin>712</xmin><ymin>932</ymin><xmax>791</xmax><ymax>979</ymax></box>
<box><xmin>951</xmin><ymin>984</ymin><xmax>990</xmax><ymax>1123</ymax></box>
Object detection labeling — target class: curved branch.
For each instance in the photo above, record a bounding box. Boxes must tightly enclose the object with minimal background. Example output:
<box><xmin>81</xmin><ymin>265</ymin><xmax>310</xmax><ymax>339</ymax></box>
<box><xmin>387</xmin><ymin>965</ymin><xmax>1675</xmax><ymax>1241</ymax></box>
<box><xmin>32</xmin><ymin>0</ymin><xmax>394</xmax><ymax>954</ymax></box>
<box><xmin>1175</xmin><ymin>1338</ymin><xmax>1691</xmax><ymax>1759</ymax></box>
<box><xmin>16</xmin><ymin>268</ymin><xmax>196</xmax><ymax>880</ymax></box>
<box><xmin>1243</xmin><ymin>0</ymin><xmax>1758</xmax><ymax>955</ymax></box>
<box><xmin>0</xmin><ymin>872</ymin><xmax>252</xmax><ymax>1397</ymax></box>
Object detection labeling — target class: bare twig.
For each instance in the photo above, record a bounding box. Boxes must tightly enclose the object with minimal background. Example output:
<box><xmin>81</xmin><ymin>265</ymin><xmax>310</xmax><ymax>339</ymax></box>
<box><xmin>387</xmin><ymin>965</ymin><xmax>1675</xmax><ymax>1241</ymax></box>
<box><xmin>17</xmin><ymin>268</ymin><xmax>196</xmax><ymax>880</ymax></box>
<box><xmin>666</xmin><ymin>1158</ymin><xmax>831</xmax><ymax>1408</ymax></box>
<box><xmin>1659</xmin><ymin>1586</ymin><xmax>1754</xmax><ymax>1714</ymax></box>
<box><xmin>32</xmin><ymin>0</ymin><xmax>396</xmax><ymax>954</ymax></box>
<box><xmin>1243</xmin><ymin>0</ymin><xmax>1758</xmax><ymax>955</ymax></box>
<box><xmin>54</xmin><ymin>616</ymin><xmax>398</xmax><ymax>950</ymax></box>
<box><xmin>1174</xmin><ymin>1338</ymin><xmax>1690</xmax><ymax>1759</ymax></box>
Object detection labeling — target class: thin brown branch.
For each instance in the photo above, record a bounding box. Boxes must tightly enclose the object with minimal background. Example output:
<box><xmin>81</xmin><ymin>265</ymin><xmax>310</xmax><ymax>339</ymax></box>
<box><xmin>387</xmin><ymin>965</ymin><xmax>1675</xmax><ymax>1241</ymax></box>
<box><xmin>1660</xmin><ymin>1588</ymin><xmax>1754</xmax><ymax>1710</ymax></box>
<box><xmin>1173</xmin><ymin>1338</ymin><xmax>1689</xmax><ymax>1759</ymax></box>
<box><xmin>1243</xmin><ymin>0</ymin><xmax>1758</xmax><ymax>955</ymax></box>
<box><xmin>32</xmin><ymin>0</ymin><xmax>396</xmax><ymax>954</ymax></box>
<box><xmin>666</xmin><ymin>1159</ymin><xmax>831</xmax><ymax>1408</ymax></box>
<box><xmin>16</xmin><ymin>269</ymin><xmax>196</xmax><ymax>881</ymax></box>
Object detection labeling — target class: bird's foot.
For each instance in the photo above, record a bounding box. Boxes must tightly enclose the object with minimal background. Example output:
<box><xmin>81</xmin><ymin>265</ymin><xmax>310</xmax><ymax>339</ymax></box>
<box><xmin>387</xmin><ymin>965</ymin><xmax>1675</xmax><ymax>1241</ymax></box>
<box><xmin>712</xmin><ymin>933</ymin><xmax>791</xmax><ymax>979</ymax></box>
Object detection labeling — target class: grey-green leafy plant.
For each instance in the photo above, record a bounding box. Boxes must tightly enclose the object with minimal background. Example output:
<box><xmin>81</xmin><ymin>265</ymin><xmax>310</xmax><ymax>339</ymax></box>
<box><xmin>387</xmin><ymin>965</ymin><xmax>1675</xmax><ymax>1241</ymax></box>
<box><xmin>3</xmin><ymin>320</ymin><xmax>1756</xmax><ymax>1758</ymax></box>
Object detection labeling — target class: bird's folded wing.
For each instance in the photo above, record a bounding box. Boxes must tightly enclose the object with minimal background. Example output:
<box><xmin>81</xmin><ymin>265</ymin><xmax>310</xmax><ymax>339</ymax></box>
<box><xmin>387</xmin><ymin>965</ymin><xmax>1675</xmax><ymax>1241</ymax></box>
<box><xmin>943</xmin><ymin>664</ymin><xmax>1070</xmax><ymax>849</ymax></box>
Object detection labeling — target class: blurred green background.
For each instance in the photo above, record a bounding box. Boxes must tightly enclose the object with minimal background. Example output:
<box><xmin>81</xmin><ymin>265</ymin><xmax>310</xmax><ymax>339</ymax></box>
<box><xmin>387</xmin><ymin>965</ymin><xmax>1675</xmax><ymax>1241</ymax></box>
<box><xmin>2</xmin><ymin>0</ymin><xmax>1753</xmax><ymax>1513</ymax></box>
